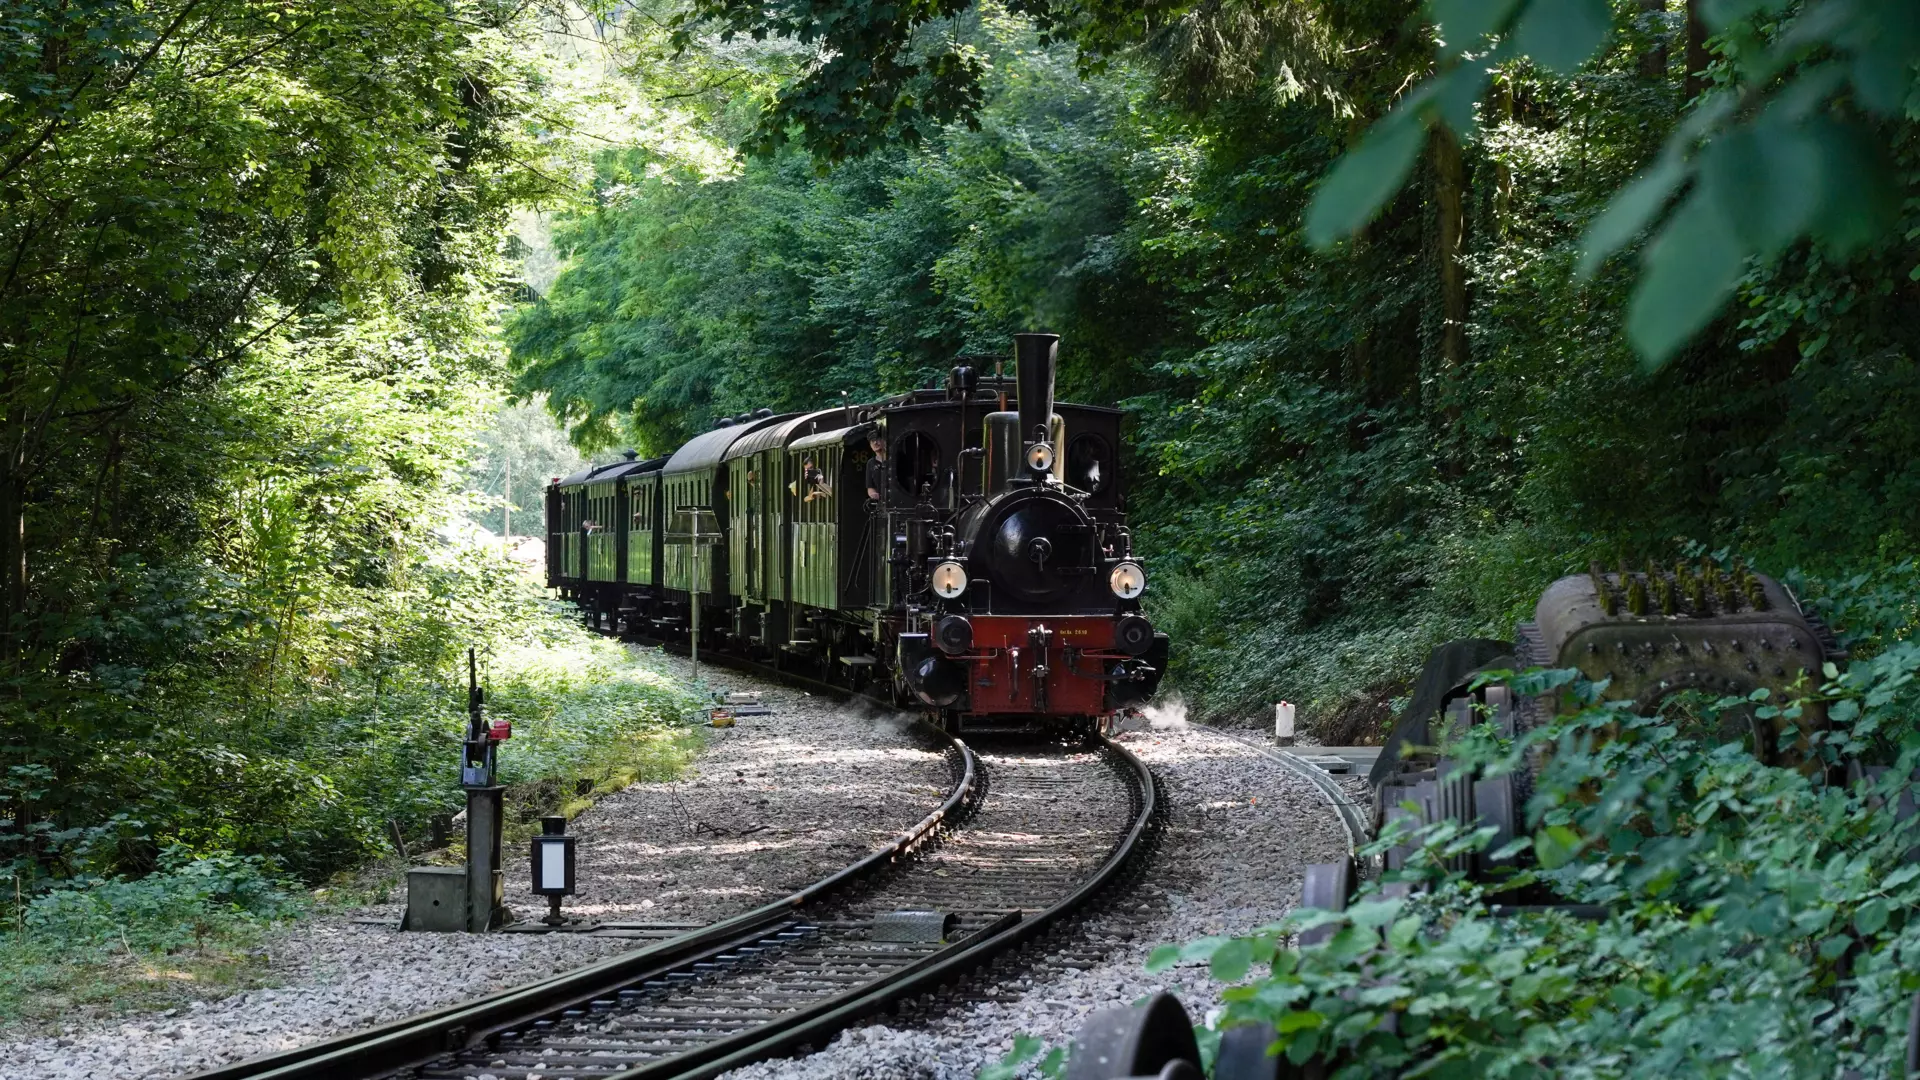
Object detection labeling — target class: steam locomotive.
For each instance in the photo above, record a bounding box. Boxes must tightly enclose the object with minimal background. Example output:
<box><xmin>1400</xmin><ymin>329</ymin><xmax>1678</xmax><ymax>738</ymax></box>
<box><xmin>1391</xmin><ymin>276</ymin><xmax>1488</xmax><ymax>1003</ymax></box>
<box><xmin>544</xmin><ymin>333</ymin><xmax>1168</xmax><ymax>732</ymax></box>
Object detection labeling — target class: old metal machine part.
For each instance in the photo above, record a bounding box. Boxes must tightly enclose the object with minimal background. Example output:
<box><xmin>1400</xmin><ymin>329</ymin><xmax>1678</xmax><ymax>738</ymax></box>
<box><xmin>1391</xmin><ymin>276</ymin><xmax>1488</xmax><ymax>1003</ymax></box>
<box><xmin>869</xmin><ymin>909</ymin><xmax>959</xmax><ymax>943</ymax></box>
<box><xmin>1065</xmin><ymin>992</ymin><xmax>1299</xmax><ymax>1080</ymax></box>
<box><xmin>1525</xmin><ymin>560</ymin><xmax>1839</xmax><ymax>732</ymax></box>
<box><xmin>1369</xmin><ymin>563</ymin><xmax>1842</xmax><ymax>881</ymax></box>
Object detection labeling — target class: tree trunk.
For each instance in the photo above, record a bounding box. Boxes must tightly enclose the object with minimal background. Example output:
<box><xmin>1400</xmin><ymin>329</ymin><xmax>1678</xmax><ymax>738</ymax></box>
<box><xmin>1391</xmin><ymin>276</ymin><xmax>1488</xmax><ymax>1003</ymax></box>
<box><xmin>1344</xmin><ymin>114</ymin><xmax>1375</xmax><ymax>401</ymax></box>
<box><xmin>1684</xmin><ymin>0</ymin><xmax>1711</xmax><ymax>101</ymax></box>
<box><xmin>0</xmin><ymin>411</ymin><xmax>24</xmax><ymax>669</ymax></box>
<box><xmin>1639</xmin><ymin>0</ymin><xmax>1670</xmax><ymax>80</ymax></box>
<box><xmin>1433</xmin><ymin>126</ymin><xmax>1469</xmax><ymax>401</ymax></box>
<box><xmin>1491</xmin><ymin>79</ymin><xmax>1514</xmax><ymax>238</ymax></box>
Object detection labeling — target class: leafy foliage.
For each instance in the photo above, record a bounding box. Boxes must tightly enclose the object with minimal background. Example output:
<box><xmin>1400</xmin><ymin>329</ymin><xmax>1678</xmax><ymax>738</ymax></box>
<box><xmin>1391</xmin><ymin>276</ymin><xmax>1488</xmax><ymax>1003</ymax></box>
<box><xmin>1129</xmin><ymin>569</ymin><xmax>1920</xmax><ymax>1075</ymax></box>
<box><xmin>18</xmin><ymin>849</ymin><xmax>300</xmax><ymax>954</ymax></box>
<box><xmin>532</xmin><ymin>2</ymin><xmax>1920</xmax><ymax>737</ymax></box>
<box><xmin>0</xmin><ymin>0</ymin><xmax>707</xmax><ymax>910</ymax></box>
<box><xmin>671</xmin><ymin>0</ymin><xmax>1918</xmax><ymax>365</ymax></box>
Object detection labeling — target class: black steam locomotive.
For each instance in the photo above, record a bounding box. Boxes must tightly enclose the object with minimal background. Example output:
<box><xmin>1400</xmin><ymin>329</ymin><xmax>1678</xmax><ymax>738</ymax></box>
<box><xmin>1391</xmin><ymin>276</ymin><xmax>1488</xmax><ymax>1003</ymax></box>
<box><xmin>544</xmin><ymin>333</ymin><xmax>1168</xmax><ymax>731</ymax></box>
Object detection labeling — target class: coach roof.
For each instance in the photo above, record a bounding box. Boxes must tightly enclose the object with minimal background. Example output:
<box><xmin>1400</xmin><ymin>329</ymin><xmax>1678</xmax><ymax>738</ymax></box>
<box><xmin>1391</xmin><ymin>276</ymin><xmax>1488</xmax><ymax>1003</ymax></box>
<box><xmin>662</xmin><ymin>413</ymin><xmax>793</xmax><ymax>477</ymax></box>
<box><xmin>723</xmin><ymin>407</ymin><xmax>852</xmax><ymax>462</ymax></box>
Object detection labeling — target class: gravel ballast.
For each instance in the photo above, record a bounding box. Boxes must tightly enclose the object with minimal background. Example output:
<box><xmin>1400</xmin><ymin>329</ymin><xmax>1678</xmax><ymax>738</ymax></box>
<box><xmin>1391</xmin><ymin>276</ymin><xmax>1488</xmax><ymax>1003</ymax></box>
<box><xmin>715</xmin><ymin>711</ymin><xmax>1353</xmax><ymax>1080</ymax></box>
<box><xmin>5</xmin><ymin>647</ymin><xmax>952</xmax><ymax>1080</ymax></box>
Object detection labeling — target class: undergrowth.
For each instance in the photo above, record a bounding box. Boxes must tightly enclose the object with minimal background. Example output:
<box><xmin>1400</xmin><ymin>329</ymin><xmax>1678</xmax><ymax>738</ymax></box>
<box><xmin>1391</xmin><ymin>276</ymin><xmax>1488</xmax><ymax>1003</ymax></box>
<box><xmin>0</xmin><ymin>559</ymin><xmax>704</xmax><ymax>1029</ymax></box>
<box><xmin>991</xmin><ymin>561</ymin><xmax>1920</xmax><ymax>1078</ymax></box>
<box><xmin>0</xmin><ymin>850</ymin><xmax>299</xmax><ymax>1028</ymax></box>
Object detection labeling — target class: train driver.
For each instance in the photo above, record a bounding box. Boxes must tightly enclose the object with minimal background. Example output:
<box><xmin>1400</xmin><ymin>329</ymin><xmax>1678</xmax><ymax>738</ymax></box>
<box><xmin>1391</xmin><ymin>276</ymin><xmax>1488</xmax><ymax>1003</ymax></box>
<box><xmin>865</xmin><ymin>426</ymin><xmax>886</xmax><ymax>502</ymax></box>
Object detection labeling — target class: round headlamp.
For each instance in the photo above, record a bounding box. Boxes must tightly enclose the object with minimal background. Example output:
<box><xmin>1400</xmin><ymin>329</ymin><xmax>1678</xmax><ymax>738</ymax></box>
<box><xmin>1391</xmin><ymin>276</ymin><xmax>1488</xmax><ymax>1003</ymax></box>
<box><xmin>1026</xmin><ymin>442</ymin><xmax>1055</xmax><ymax>473</ymax></box>
<box><xmin>931</xmin><ymin>560</ymin><xmax>969</xmax><ymax>599</ymax></box>
<box><xmin>1109</xmin><ymin>561</ymin><xmax>1146</xmax><ymax>600</ymax></box>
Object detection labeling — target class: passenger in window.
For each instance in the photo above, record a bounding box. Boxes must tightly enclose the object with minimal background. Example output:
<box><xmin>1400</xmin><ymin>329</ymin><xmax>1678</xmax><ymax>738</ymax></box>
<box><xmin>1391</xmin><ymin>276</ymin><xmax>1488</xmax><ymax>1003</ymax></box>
<box><xmin>801</xmin><ymin>460</ymin><xmax>831</xmax><ymax>503</ymax></box>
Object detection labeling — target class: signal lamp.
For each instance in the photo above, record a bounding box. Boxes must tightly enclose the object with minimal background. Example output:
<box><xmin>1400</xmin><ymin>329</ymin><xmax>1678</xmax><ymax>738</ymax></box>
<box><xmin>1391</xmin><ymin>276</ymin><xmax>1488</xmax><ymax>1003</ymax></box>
<box><xmin>1109</xmin><ymin>561</ymin><xmax>1146</xmax><ymax>600</ymax></box>
<box><xmin>1026</xmin><ymin>442</ymin><xmax>1055</xmax><ymax>473</ymax></box>
<box><xmin>531</xmin><ymin>815</ymin><xmax>577</xmax><ymax>926</ymax></box>
<box><xmin>931</xmin><ymin>560</ymin><xmax>969</xmax><ymax>599</ymax></box>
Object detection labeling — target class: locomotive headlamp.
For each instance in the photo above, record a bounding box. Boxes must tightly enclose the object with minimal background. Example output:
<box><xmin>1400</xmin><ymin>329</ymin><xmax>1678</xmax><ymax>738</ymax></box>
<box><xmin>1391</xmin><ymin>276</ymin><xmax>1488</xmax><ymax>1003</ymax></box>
<box><xmin>1026</xmin><ymin>442</ymin><xmax>1055</xmax><ymax>473</ymax></box>
<box><xmin>931</xmin><ymin>560</ymin><xmax>969</xmax><ymax>599</ymax></box>
<box><xmin>1109</xmin><ymin>561</ymin><xmax>1146</xmax><ymax>600</ymax></box>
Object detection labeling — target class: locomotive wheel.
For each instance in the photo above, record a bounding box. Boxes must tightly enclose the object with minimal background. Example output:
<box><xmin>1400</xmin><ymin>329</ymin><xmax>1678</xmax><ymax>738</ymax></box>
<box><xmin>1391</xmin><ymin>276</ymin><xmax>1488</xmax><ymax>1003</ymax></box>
<box><xmin>1213</xmin><ymin>1023</ymin><xmax>1283</xmax><ymax>1080</ymax></box>
<box><xmin>1473</xmin><ymin>773</ymin><xmax>1519</xmax><ymax>875</ymax></box>
<box><xmin>1435</xmin><ymin>757</ymin><xmax>1476</xmax><ymax>875</ymax></box>
<box><xmin>1063</xmin><ymin>993</ymin><xmax>1201</xmax><ymax>1080</ymax></box>
<box><xmin>1299</xmin><ymin>857</ymin><xmax>1355</xmax><ymax>947</ymax></box>
<box><xmin>1483</xmin><ymin>684</ymin><xmax>1516</xmax><ymax>736</ymax></box>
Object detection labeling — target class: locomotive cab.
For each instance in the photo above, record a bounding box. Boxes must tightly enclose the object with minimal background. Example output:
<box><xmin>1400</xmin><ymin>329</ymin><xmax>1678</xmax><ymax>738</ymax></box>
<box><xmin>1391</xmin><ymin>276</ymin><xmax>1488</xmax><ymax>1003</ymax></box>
<box><xmin>897</xmin><ymin>333</ymin><xmax>1167</xmax><ymax>727</ymax></box>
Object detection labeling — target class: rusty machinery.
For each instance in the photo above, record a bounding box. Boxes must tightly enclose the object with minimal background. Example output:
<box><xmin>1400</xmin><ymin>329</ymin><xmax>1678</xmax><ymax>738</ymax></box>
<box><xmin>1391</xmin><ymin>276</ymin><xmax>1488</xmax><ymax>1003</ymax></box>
<box><xmin>1059</xmin><ymin>564</ymin><xmax>1860</xmax><ymax>1080</ymax></box>
<box><xmin>1365</xmin><ymin>560</ymin><xmax>1842</xmax><ymax>878</ymax></box>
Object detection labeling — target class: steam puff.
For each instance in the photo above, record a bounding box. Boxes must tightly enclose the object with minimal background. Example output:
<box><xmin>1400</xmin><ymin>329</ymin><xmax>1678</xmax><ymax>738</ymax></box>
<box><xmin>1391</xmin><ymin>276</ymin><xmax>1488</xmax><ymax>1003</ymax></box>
<box><xmin>1140</xmin><ymin>693</ymin><xmax>1188</xmax><ymax>729</ymax></box>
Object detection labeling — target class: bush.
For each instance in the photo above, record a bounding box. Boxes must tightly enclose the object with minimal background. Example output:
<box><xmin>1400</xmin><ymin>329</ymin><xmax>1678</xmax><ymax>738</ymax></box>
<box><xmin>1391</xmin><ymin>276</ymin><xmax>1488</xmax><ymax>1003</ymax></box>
<box><xmin>2</xmin><ymin>542</ymin><xmax>702</xmax><ymax>889</ymax></box>
<box><xmin>1126</xmin><ymin>566</ymin><xmax>1920</xmax><ymax>1076</ymax></box>
<box><xmin>18</xmin><ymin>848</ymin><xmax>301</xmax><ymax>954</ymax></box>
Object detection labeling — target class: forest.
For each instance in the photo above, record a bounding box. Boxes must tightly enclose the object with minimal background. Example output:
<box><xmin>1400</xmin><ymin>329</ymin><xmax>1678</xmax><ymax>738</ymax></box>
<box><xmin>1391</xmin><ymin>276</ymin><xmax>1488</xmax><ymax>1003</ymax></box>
<box><xmin>2</xmin><ymin>0</ymin><xmax>1919</xmax><ymax>1071</ymax></box>
<box><xmin>512</xmin><ymin>0</ymin><xmax>1920</xmax><ymax>741</ymax></box>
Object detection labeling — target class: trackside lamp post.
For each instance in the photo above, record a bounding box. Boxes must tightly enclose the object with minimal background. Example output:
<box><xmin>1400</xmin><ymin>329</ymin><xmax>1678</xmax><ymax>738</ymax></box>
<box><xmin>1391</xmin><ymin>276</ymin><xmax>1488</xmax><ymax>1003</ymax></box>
<box><xmin>531</xmin><ymin>815</ymin><xmax>577</xmax><ymax>926</ymax></box>
<box><xmin>463</xmin><ymin>647</ymin><xmax>511</xmax><ymax>932</ymax></box>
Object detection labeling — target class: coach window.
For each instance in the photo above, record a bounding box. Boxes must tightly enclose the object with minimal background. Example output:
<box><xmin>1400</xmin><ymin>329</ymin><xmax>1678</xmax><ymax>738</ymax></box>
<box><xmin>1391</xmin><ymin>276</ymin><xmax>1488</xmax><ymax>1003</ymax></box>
<box><xmin>1067</xmin><ymin>433</ymin><xmax>1111</xmax><ymax>495</ymax></box>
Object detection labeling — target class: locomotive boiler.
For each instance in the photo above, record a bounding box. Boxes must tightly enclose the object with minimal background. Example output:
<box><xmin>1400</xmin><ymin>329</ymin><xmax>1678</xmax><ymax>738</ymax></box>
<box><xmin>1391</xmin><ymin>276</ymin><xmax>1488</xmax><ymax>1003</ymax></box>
<box><xmin>544</xmin><ymin>332</ymin><xmax>1167</xmax><ymax>732</ymax></box>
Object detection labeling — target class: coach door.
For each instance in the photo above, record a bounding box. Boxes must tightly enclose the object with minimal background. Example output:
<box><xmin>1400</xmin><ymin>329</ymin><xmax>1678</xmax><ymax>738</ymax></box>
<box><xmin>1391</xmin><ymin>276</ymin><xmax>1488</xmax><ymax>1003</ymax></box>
<box><xmin>744</xmin><ymin>457</ymin><xmax>765</xmax><ymax>601</ymax></box>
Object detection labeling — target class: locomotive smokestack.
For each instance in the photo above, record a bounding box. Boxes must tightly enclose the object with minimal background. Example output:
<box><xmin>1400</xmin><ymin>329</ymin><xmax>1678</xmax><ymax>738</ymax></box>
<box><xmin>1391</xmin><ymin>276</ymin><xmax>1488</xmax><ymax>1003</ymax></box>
<box><xmin>1014</xmin><ymin>332</ymin><xmax>1058</xmax><ymax>450</ymax></box>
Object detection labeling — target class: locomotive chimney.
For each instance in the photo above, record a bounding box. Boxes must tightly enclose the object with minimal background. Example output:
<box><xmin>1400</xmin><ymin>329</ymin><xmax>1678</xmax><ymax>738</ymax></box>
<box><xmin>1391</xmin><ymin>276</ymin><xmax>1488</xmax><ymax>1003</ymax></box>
<box><xmin>1014</xmin><ymin>333</ymin><xmax>1058</xmax><ymax>451</ymax></box>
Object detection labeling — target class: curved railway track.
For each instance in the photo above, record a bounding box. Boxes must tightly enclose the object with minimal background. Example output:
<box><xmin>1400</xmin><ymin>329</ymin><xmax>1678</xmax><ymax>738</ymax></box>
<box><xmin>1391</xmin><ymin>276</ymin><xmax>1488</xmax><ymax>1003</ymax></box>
<box><xmin>194</xmin><ymin>720</ymin><xmax>1155</xmax><ymax>1080</ymax></box>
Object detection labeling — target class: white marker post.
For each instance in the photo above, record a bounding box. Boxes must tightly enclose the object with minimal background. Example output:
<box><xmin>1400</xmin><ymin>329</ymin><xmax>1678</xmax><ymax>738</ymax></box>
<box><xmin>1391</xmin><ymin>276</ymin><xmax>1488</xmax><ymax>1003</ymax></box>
<box><xmin>1275</xmin><ymin>700</ymin><xmax>1296</xmax><ymax>744</ymax></box>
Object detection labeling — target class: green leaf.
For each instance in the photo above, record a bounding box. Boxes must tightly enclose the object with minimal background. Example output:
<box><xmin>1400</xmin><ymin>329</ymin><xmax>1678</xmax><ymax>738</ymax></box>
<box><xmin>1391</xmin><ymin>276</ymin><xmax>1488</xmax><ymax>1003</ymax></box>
<box><xmin>1277</xmin><ymin>1009</ymin><xmax>1326</xmax><ymax>1034</ymax></box>
<box><xmin>1627</xmin><ymin>193</ymin><xmax>1747</xmax><ymax>368</ymax></box>
<box><xmin>1883</xmin><ymin>864</ymin><xmax>1920</xmax><ymax>890</ymax></box>
<box><xmin>1697</xmin><ymin>119</ymin><xmax>1822</xmax><ymax>258</ymax></box>
<box><xmin>1430</xmin><ymin>0</ymin><xmax>1523</xmax><ymax>55</ymax></box>
<box><xmin>1433</xmin><ymin>60</ymin><xmax>1495</xmax><ymax>136</ymax></box>
<box><xmin>1699</xmin><ymin>0</ymin><xmax>1792</xmax><ymax>33</ymax></box>
<box><xmin>1849</xmin><ymin>34</ymin><xmax>1918</xmax><ymax>114</ymax></box>
<box><xmin>1181</xmin><ymin>936</ymin><xmax>1232</xmax><ymax>962</ymax></box>
<box><xmin>980</xmin><ymin>1034</ymin><xmax>1044</xmax><ymax>1080</ymax></box>
<box><xmin>1348</xmin><ymin>898</ymin><xmax>1405</xmax><ymax>930</ymax></box>
<box><xmin>1511</xmin><ymin>0</ymin><xmax>1612</xmax><ymax>74</ymax></box>
<box><xmin>1304</xmin><ymin>114</ymin><xmax>1429</xmax><ymax>249</ymax></box>
<box><xmin>1145</xmin><ymin>944</ymin><xmax>1182</xmax><ymax>973</ymax></box>
<box><xmin>1535</xmin><ymin>824</ymin><xmax>1583</xmax><ymax>869</ymax></box>
<box><xmin>1211</xmin><ymin>937</ymin><xmax>1256</xmax><ymax>982</ymax></box>
<box><xmin>1388</xmin><ymin>915</ymin><xmax>1424</xmax><ymax>949</ymax></box>
<box><xmin>1806</xmin><ymin>122</ymin><xmax>1898</xmax><ymax>255</ymax></box>
<box><xmin>1856</xmin><ymin>897</ymin><xmax>1890</xmax><ymax>936</ymax></box>
<box><xmin>1577</xmin><ymin>154</ymin><xmax>1686</xmax><ymax>277</ymax></box>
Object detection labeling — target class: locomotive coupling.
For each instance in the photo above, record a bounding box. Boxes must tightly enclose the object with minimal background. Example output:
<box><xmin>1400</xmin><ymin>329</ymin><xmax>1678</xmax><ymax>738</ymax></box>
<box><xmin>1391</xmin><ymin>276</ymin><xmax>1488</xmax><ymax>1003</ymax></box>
<box><xmin>935</xmin><ymin>614</ymin><xmax>973</xmax><ymax>655</ymax></box>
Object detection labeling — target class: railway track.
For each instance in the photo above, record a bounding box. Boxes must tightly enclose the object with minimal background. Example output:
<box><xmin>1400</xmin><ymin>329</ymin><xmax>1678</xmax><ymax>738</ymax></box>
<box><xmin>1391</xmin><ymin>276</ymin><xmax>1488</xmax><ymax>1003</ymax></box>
<box><xmin>194</xmin><ymin>721</ymin><xmax>1155</xmax><ymax>1080</ymax></box>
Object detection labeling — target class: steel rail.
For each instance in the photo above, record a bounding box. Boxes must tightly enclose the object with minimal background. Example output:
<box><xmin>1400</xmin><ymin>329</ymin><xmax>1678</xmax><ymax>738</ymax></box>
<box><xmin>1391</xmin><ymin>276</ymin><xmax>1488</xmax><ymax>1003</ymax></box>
<box><xmin>650</xmin><ymin>733</ymin><xmax>1156</xmax><ymax>1080</ymax></box>
<box><xmin>1205</xmin><ymin>727</ymin><xmax>1371</xmax><ymax>853</ymax></box>
<box><xmin>188</xmin><ymin>728</ymin><xmax>977</xmax><ymax>1080</ymax></box>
